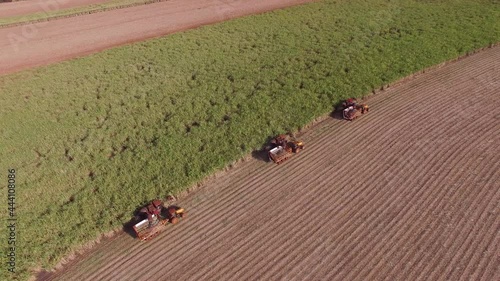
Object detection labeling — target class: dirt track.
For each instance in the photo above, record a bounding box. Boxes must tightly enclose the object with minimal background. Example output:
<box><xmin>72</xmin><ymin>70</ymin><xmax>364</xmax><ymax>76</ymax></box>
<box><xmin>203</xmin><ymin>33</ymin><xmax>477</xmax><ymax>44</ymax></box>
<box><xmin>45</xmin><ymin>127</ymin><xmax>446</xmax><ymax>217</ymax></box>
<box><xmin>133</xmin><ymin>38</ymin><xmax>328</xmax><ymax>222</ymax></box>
<box><xmin>38</xmin><ymin>46</ymin><xmax>500</xmax><ymax>281</ymax></box>
<box><xmin>0</xmin><ymin>0</ymin><xmax>314</xmax><ymax>75</ymax></box>
<box><xmin>0</xmin><ymin>0</ymin><xmax>109</xmax><ymax>18</ymax></box>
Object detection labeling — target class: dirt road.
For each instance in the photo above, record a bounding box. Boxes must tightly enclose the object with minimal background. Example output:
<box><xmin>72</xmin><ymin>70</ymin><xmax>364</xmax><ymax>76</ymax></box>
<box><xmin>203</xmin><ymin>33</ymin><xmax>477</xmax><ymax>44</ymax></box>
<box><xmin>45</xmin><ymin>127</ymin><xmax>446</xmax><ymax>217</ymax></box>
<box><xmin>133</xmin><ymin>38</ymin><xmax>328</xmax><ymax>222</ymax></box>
<box><xmin>0</xmin><ymin>0</ymin><xmax>314</xmax><ymax>75</ymax></box>
<box><xmin>38</xmin><ymin>46</ymin><xmax>500</xmax><ymax>281</ymax></box>
<box><xmin>0</xmin><ymin>0</ymin><xmax>109</xmax><ymax>18</ymax></box>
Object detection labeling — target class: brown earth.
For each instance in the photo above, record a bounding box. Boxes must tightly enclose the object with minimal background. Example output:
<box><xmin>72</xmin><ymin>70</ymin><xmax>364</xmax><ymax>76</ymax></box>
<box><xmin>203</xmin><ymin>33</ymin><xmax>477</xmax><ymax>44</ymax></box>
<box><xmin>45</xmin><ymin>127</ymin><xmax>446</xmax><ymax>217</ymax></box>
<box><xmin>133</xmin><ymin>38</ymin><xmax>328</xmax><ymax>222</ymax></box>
<box><xmin>0</xmin><ymin>0</ymin><xmax>110</xmax><ymax>18</ymax></box>
<box><xmin>37</xmin><ymin>45</ymin><xmax>500</xmax><ymax>281</ymax></box>
<box><xmin>0</xmin><ymin>0</ymin><xmax>315</xmax><ymax>76</ymax></box>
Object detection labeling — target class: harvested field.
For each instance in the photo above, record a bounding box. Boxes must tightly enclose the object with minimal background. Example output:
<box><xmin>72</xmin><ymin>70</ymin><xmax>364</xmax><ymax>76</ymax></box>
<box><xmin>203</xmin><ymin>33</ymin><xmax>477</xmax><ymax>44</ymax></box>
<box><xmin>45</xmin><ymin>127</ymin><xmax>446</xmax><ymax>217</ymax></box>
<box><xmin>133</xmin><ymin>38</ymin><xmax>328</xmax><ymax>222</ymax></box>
<box><xmin>38</xmin><ymin>45</ymin><xmax>500</xmax><ymax>281</ymax></box>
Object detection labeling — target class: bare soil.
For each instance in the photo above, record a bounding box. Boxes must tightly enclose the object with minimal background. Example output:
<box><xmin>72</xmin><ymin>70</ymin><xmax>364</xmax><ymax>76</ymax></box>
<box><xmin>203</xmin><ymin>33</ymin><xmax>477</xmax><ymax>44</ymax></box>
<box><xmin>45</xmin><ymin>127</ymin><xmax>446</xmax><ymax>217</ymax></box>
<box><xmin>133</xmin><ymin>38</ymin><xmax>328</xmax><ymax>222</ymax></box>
<box><xmin>37</xmin><ymin>45</ymin><xmax>500</xmax><ymax>281</ymax></box>
<box><xmin>0</xmin><ymin>0</ymin><xmax>315</xmax><ymax>75</ymax></box>
<box><xmin>0</xmin><ymin>0</ymin><xmax>110</xmax><ymax>18</ymax></box>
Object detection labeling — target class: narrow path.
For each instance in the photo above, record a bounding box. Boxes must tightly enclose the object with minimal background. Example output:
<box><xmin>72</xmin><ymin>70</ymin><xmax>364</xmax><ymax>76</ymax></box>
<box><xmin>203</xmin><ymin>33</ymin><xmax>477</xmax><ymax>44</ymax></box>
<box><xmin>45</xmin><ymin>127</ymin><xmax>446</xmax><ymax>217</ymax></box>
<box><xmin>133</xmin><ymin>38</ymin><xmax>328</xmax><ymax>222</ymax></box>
<box><xmin>0</xmin><ymin>0</ymin><xmax>110</xmax><ymax>18</ymax></box>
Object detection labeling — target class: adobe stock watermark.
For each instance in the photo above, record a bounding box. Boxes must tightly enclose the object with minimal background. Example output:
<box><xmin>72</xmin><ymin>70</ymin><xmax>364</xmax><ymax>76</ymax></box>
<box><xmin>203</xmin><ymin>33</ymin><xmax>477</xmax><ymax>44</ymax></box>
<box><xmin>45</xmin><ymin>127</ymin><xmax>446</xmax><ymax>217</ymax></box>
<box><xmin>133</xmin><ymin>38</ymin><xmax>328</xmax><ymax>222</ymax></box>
<box><xmin>6</xmin><ymin>169</ymin><xmax>17</xmax><ymax>274</ymax></box>
<box><xmin>7</xmin><ymin>0</ymin><xmax>71</xmax><ymax>53</ymax></box>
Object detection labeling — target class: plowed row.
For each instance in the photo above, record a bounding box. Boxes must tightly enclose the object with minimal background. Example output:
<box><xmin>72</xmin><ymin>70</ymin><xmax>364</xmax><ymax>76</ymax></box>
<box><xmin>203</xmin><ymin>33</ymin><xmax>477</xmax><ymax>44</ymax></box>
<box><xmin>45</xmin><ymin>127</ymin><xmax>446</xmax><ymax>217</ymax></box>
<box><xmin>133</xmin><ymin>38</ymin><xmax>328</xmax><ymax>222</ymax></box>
<box><xmin>39</xmin><ymin>46</ymin><xmax>500</xmax><ymax>281</ymax></box>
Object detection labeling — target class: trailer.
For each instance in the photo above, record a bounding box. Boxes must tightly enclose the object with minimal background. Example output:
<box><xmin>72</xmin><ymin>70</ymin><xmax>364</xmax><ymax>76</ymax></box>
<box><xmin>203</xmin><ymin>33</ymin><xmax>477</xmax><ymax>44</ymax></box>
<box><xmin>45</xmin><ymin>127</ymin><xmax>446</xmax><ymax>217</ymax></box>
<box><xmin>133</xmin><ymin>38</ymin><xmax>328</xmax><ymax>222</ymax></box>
<box><xmin>340</xmin><ymin>98</ymin><xmax>369</xmax><ymax>121</ymax></box>
<box><xmin>269</xmin><ymin>146</ymin><xmax>290</xmax><ymax>164</ymax></box>
<box><xmin>268</xmin><ymin>135</ymin><xmax>304</xmax><ymax>164</ymax></box>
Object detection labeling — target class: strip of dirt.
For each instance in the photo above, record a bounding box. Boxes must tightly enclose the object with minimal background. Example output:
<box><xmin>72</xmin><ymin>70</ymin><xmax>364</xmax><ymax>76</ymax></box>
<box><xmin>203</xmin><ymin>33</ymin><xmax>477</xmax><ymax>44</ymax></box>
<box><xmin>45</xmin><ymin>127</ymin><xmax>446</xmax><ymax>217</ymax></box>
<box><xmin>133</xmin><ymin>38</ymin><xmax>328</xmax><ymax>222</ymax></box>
<box><xmin>0</xmin><ymin>0</ymin><xmax>110</xmax><ymax>18</ymax></box>
<box><xmin>0</xmin><ymin>0</ymin><xmax>315</xmax><ymax>76</ymax></box>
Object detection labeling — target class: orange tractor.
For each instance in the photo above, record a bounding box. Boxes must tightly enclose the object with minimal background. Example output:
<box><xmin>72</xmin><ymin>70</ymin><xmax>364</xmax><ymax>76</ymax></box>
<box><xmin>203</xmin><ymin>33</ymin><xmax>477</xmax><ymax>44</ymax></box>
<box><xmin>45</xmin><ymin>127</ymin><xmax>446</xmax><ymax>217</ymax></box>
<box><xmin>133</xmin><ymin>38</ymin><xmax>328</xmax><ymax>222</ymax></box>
<box><xmin>132</xmin><ymin>199</ymin><xmax>186</xmax><ymax>241</ymax></box>
<box><xmin>341</xmin><ymin>98</ymin><xmax>369</xmax><ymax>121</ymax></box>
<box><xmin>268</xmin><ymin>134</ymin><xmax>304</xmax><ymax>164</ymax></box>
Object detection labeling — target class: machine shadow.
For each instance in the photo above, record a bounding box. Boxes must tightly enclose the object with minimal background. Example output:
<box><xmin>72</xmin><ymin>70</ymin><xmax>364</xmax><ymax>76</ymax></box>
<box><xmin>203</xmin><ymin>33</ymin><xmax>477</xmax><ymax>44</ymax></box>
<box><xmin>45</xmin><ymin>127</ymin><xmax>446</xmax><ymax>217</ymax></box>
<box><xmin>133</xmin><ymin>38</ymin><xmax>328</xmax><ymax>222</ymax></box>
<box><xmin>251</xmin><ymin>135</ymin><xmax>276</xmax><ymax>163</ymax></box>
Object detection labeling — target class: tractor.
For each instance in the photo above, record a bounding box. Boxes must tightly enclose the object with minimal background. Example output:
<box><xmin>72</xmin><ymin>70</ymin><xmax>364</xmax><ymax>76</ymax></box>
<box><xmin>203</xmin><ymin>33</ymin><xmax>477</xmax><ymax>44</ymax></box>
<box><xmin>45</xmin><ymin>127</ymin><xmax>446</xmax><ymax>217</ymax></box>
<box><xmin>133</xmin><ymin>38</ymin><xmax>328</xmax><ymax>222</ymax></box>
<box><xmin>340</xmin><ymin>98</ymin><xmax>369</xmax><ymax>121</ymax></box>
<box><xmin>268</xmin><ymin>134</ymin><xmax>304</xmax><ymax>164</ymax></box>
<box><xmin>132</xmin><ymin>199</ymin><xmax>186</xmax><ymax>241</ymax></box>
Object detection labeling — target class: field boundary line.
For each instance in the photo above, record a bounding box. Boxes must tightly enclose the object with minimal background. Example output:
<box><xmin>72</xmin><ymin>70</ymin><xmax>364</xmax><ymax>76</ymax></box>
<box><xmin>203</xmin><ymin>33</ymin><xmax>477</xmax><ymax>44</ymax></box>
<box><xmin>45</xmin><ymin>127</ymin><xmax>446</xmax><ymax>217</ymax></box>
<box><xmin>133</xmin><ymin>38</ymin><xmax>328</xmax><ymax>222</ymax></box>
<box><xmin>0</xmin><ymin>0</ymin><xmax>170</xmax><ymax>29</ymax></box>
